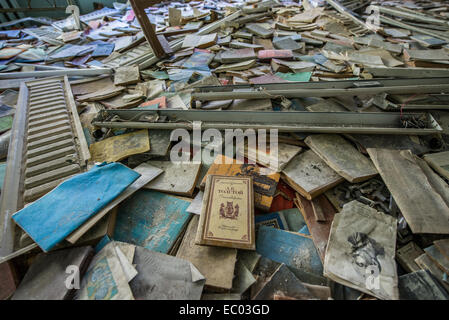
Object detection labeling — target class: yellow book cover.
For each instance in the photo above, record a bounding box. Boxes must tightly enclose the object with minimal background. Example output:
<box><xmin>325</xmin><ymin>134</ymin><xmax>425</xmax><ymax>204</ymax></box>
<box><xmin>196</xmin><ymin>175</ymin><xmax>255</xmax><ymax>250</ymax></box>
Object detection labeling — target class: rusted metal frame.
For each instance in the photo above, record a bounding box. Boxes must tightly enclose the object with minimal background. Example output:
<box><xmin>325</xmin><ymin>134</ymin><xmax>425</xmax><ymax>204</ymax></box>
<box><xmin>129</xmin><ymin>0</ymin><xmax>167</xmax><ymax>59</ymax></box>
<box><xmin>92</xmin><ymin>109</ymin><xmax>442</xmax><ymax>135</ymax></box>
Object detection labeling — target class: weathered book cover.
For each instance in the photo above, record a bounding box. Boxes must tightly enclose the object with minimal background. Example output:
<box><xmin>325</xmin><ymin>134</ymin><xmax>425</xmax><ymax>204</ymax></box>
<box><xmin>76</xmin><ymin>242</ymin><xmax>134</xmax><ymax>300</ymax></box>
<box><xmin>195</xmin><ymin>175</ymin><xmax>255</xmax><ymax>250</ymax></box>
<box><xmin>255</xmin><ymin>212</ymin><xmax>288</xmax><ymax>231</ymax></box>
<box><xmin>130</xmin><ymin>246</ymin><xmax>205</xmax><ymax>300</ymax></box>
<box><xmin>257</xmin><ymin>49</ymin><xmax>293</xmax><ymax>60</ymax></box>
<box><xmin>12</xmin><ymin>246</ymin><xmax>93</xmax><ymax>300</ymax></box>
<box><xmin>176</xmin><ymin>215</ymin><xmax>237</xmax><ymax>291</ymax></box>
<box><xmin>114</xmin><ymin>190</ymin><xmax>192</xmax><ymax>254</ymax></box>
<box><xmin>281</xmin><ymin>150</ymin><xmax>344</xmax><ymax>200</ymax></box>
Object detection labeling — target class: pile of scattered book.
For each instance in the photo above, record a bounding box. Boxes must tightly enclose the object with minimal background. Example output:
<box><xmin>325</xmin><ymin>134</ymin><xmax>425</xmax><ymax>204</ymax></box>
<box><xmin>0</xmin><ymin>0</ymin><xmax>449</xmax><ymax>301</ymax></box>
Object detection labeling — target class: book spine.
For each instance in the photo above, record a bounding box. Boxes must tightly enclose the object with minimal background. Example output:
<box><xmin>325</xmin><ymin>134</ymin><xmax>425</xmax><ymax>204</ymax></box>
<box><xmin>195</xmin><ymin>174</ymin><xmax>212</xmax><ymax>245</ymax></box>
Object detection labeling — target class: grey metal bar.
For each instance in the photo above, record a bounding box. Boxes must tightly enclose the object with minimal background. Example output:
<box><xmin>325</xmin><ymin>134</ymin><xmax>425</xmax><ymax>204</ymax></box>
<box><xmin>0</xmin><ymin>82</ymin><xmax>27</xmax><ymax>258</ymax></box>
<box><xmin>92</xmin><ymin>110</ymin><xmax>442</xmax><ymax>135</ymax></box>
<box><xmin>0</xmin><ymin>68</ymin><xmax>112</xmax><ymax>79</ymax></box>
<box><xmin>194</xmin><ymin>77</ymin><xmax>449</xmax><ymax>92</ymax></box>
<box><xmin>365</xmin><ymin>67</ymin><xmax>449</xmax><ymax>78</ymax></box>
<box><xmin>192</xmin><ymin>84</ymin><xmax>449</xmax><ymax>101</ymax></box>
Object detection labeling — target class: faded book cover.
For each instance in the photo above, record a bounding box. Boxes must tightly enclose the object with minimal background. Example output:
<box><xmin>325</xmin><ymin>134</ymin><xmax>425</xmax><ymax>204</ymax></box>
<box><xmin>196</xmin><ymin>175</ymin><xmax>255</xmax><ymax>250</ymax></box>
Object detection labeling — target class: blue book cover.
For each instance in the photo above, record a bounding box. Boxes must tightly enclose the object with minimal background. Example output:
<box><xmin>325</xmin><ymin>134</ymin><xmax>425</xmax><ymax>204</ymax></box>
<box><xmin>255</xmin><ymin>212</ymin><xmax>287</xmax><ymax>230</ymax></box>
<box><xmin>256</xmin><ymin>225</ymin><xmax>323</xmax><ymax>276</ymax></box>
<box><xmin>183</xmin><ymin>51</ymin><xmax>214</xmax><ymax>71</ymax></box>
<box><xmin>113</xmin><ymin>190</ymin><xmax>191</xmax><ymax>253</ymax></box>
<box><xmin>13</xmin><ymin>163</ymin><xmax>140</xmax><ymax>252</ymax></box>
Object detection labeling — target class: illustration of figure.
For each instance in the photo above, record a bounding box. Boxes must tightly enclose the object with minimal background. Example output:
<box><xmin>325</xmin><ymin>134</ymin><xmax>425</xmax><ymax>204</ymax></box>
<box><xmin>225</xmin><ymin>202</ymin><xmax>234</xmax><ymax>218</ymax></box>
<box><xmin>219</xmin><ymin>203</ymin><xmax>225</xmax><ymax>218</ymax></box>
<box><xmin>234</xmin><ymin>204</ymin><xmax>239</xmax><ymax>218</ymax></box>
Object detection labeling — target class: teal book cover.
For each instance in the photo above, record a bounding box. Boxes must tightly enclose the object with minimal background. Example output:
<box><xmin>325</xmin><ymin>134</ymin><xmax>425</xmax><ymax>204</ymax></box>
<box><xmin>113</xmin><ymin>190</ymin><xmax>191</xmax><ymax>253</ymax></box>
<box><xmin>256</xmin><ymin>225</ymin><xmax>323</xmax><ymax>276</ymax></box>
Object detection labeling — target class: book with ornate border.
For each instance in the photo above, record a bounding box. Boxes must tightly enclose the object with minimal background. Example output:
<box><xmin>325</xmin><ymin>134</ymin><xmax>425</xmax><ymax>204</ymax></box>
<box><xmin>195</xmin><ymin>175</ymin><xmax>255</xmax><ymax>250</ymax></box>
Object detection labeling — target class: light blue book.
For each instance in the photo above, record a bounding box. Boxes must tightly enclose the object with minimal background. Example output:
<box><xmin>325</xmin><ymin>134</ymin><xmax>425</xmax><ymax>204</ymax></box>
<box><xmin>256</xmin><ymin>225</ymin><xmax>323</xmax><ymax>276</ymax></box>
<box><xmin>13</xmin><ymin>163</ymin><xmax>140</xmax><ymax>252</ymax></box>
<box><xmin>113</xmin><ymin>190</ymin><xmax>191</xmax><ymax>253</ymax></box>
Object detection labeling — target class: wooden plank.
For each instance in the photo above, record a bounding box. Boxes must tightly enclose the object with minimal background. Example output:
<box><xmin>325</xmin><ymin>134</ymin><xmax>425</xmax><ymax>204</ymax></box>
<box><xmin>176</xmin><ymin>215</ymin><xmax>237</xmax><ymax>292</ymax></box>
<box><xmin>305</xmin><ymin>134</ymin><xmax>378</xmax><ymax>183</ymax></box>
<box><xmin>367</xmin><ymin>148</ymin><xmax>449</xmax><ymax>234</ymax></box>
<box><xmin>0</xmin><ymin>262</ymin><xmax>16</xmax><ymax>300</ymax></box>
<box><xmin>294</xmin><ymin>193</ymin><xmax>335</xmax><ymax>262</ymax></box>
<box><xmin>129</xmin><ymin>0</ymin><xmax>166</xmax><ymax>58</ymax></box>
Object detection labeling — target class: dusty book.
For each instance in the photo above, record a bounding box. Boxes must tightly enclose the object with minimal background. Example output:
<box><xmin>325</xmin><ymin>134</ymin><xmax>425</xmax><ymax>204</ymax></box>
<box><xmin>176</xmin><ymin>215</ymin><xmax>237</xmax><ymax>291</ymax></box>
<box><xmin>281</xmin><ymin>150</ymin><xmax>344</xmax><ymax>200</ymax></box>
<box><xmin>235</xmin><ymin>142</ymin><xmax>302</xmax><ymax>172</ymax></box>
<box><xmin>195</xmin><ymin>175</ymin><xmax>255</xmax><ymax>250</ymax></box>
